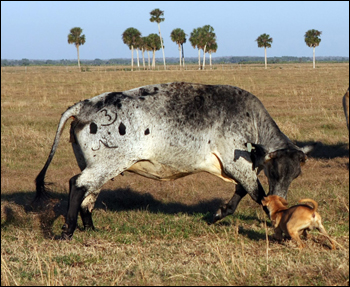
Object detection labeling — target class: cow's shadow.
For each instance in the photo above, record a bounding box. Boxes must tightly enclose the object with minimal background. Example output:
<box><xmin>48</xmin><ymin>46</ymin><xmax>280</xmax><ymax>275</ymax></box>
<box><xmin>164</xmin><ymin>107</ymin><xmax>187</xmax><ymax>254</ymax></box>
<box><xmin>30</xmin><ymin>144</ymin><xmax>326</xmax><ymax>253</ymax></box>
<box><xmin>297</xmin><ymin>141</ymin><xmax>349</xmax><ymax>160</ymax></box>
<box><xmin>1</xmin><ymin>188</ymin><xmax>269</xmax><ymax>241</ymax></box>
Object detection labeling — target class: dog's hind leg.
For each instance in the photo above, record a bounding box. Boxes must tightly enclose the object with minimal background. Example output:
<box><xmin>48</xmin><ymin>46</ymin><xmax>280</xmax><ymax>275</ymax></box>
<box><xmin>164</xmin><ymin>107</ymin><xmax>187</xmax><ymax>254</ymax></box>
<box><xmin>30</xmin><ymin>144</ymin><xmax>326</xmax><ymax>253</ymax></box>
<box><xmin>316</xmin><ymin>222</ymin><xmax>336</xmax><ymax>250</ymax></box>
<box><xmin>273</xmin><ymin>227</ymin><xmax>284</xmax><ymax>241</ymax></box>
<box><xmin>287</xmin><ymin>224</ymin><xmax>305</xmax><ymax>249</ymax></box>
<box><xmin>300</xmin><ymin>229</ymin><xmax>311</xmax><ymax>239</ymax></box>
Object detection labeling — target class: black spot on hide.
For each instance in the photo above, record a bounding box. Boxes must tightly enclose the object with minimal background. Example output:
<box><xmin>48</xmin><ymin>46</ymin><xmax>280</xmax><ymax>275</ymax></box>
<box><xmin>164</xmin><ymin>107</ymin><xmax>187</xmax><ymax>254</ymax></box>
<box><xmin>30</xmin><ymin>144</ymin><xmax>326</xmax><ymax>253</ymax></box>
<box><xmin>106</xmin><ymin>92</ymin><xmax>122</xmax><ymax>103</ymax></box>
<box><xmin>114</xmin><ymin>98</ymin><xmax>122</xmax><ymax>109</ymax></box>
<box><xmin>246</xmin><ymin>112</ymin><xmax>250</xmax><ymax>117</ymax></box>
<box><xmin>119</xmin><ymin>122</ymin><xmax>126</xmax><ymax>135</ymax></box>
<box><xmin>90</xmin><ymin>122</ymin><xmax>97</xmax><ymax>134</ymax></box>
<box><xmin>104</xmin><ymin>92</ymin><xmax>124</xmax><ymax>109</ymax></box>
<box><xmin>139</xmin><ymin>87</ymin><xmax>159</xmax><ymax>96</ymax></box>
<box><xmin>94</xmin><ymin>100</ymin><xmax>104</xmax><ymax>110</ymax></box>
<box><xmin>144</xmin><ymin>128</ymin><xmax>150</xmax><ymax>135</ymax></box>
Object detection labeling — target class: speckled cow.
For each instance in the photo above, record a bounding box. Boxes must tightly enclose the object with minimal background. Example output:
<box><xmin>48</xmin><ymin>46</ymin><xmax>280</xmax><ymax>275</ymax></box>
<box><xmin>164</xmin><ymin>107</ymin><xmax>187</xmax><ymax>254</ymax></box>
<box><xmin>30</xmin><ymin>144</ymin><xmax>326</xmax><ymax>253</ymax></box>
<box><xmin>35</xmin><ymin>82</ymin><xmax>313</xmax><ymax>239</ymax></box>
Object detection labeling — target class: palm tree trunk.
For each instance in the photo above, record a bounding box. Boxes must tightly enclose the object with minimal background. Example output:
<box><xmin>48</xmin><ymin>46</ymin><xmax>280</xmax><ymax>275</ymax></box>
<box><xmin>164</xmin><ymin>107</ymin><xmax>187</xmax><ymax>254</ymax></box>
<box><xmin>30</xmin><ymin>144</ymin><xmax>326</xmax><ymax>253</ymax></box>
<box><xmin>152</xmin><ymin>49</ymin><xmax>156</xmax><ymax>69</ymax></box>
<box><xmin>158</xmin><ymin>23</ymin><xmax>166</xmax><ymax>70</ymax></box>
<box><xmin>198</xmin><ymin>49</ymin><xmax>201</xmax><ymax>70</ymax></box>
<box><xmin>136</xmin><ymin>49</ymin><xmax>140</xmax><ymax>70</ymax></box>
<box><xmin>264</xmin><ymin>47</ymin><xmax>267</xmax><ymax>69</ymax></box>
<box><xmin>147</xmin><ymin>51</ymin><xmax>151</xmax><ymax>70</ymax></box>
<box><xmin>209</xmin><ymin>52</ymin><xmax>212</xmax><ymax>70</ymax></box>
<box><xmin>178</xmin><ymin>44</ymin><xmax>182</xmax><ymax>69</ymax></box>
<box><xmin>313</xmin><ymin>47</ymin><xmax>315</xmax><ymax>69</ymax></box>
<box><xmin>181</xmin><ymin>44</ymin><xmax>185</xmax><ymax>68</ymax></box>
<box><xmin>131</xmin><ymin>46</ymin><xmax>134</xmax><ymax>71</ymax></box>
<box><xmin>202</xmin><ymin>45</ymin><xmax>207</xmax><ymax>70</ymax></box>
<box><xmin>142</xmin><ymin>48</ymin><xmax>146</xmax><ymax>70</ymax></box>
<box><xmin>76</xmin><ymin>45</ymin><xmax>81</xmax><ymax>71</ymax></box>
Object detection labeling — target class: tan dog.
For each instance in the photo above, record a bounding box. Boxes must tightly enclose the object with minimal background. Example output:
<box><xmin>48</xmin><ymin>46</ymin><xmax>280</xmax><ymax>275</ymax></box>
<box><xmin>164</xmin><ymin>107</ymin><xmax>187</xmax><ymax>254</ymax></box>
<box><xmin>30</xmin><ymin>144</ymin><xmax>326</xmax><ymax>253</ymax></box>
<box><xmin>261</xmin><ymin>195</ymin><xmax>335</xmax><ymax>249</ymax></box>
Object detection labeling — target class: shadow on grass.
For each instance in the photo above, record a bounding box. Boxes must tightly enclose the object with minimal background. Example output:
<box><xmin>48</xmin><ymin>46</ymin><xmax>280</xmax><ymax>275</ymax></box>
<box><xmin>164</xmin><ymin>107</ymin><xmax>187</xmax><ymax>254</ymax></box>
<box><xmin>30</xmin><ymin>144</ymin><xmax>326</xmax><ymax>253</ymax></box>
<box><xmin>95</xmin><ymin>187</ymin><xmax>224</xmax><ymax>215</ymax></box>
<box><xmin>2</xmin><ymin>140</ymin><xmax>347</xmax><ymax>239</ymax></box>
<box><xmin>296</xmin><ymin>141</ymin><xmax>349</xmax><ymax>160</ymax></box>
<box><xmin>1</xmin><ymin>188</ymin><xmax>271</xmax><ymax>241</ymax></box>
<box><xmin>1</xmin><ymin>188</ymin><xmax>227</xmax><ymax>239</ymax></box>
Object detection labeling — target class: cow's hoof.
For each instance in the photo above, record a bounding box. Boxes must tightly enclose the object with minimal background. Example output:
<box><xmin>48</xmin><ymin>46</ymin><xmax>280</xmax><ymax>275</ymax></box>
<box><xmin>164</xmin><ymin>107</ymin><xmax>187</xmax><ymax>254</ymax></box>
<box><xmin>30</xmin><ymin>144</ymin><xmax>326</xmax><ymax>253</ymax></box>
<box><xmin>61</xmin><ymin>223</ymin><xmax>74</xmax><ymax>240</ymax></box>
<box><xmin>83</xmin><ymin>225</ymin><xmax>95</xmax><ymax>231</ymax></box>
<box><xmin>60</xmin><ymin>232</ymin><xmax>73</xmax><ymax>240</ymax></box>
<box><xmin>61</xmin><ymin>223</ymin><xmax>68</xmax><ymax>231</ymax></box>
<box><xmin>212</xmin><ymin>209</ymin><xmax>223</xmax><ymax>224</ymax></box>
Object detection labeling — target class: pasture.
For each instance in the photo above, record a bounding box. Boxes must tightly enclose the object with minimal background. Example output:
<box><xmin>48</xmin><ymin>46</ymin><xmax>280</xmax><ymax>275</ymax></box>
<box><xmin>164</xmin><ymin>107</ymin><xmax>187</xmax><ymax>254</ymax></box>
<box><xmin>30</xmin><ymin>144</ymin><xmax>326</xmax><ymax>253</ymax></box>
<box><xmin>1</xmin><ymin>63</ymin><xmax>349</xmax><ymax>285</ymax></box>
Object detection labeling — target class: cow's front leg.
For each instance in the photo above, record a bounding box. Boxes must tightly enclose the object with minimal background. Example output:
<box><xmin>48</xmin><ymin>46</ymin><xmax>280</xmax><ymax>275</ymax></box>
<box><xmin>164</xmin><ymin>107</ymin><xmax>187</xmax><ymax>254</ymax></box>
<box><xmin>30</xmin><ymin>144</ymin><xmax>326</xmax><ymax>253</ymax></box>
<box><xmin>213</xmin><ymin>180</ymin><xmax>268</xmax><ymax>223</ymax></box>
<box><xmin>213</xmin><ymin>184</ymin><xmax>247</xmax><ymax>223</ymax></box>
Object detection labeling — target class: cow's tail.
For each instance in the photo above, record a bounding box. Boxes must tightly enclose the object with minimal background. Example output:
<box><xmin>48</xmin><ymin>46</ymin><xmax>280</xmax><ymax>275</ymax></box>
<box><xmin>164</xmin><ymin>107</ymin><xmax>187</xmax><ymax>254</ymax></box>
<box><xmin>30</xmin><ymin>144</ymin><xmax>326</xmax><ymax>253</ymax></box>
<box><xmin>33</xmin><ymin>102</ymin><xmax>83</xmax><ymax>203</ymax></box>
<box><xmin>298</xmin><ymin>198</ymin><xmax>318</xmax><ymax>212</ymax></box>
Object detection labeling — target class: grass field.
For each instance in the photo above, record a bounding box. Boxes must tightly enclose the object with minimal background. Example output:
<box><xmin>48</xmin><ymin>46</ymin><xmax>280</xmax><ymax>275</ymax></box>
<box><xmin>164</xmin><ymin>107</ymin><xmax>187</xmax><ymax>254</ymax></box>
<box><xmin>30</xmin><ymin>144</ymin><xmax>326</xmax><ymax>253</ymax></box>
<box><xmin>1</xmin><ymin>63</ymin><xmax>349</xmax><ymax>285</ymax></box>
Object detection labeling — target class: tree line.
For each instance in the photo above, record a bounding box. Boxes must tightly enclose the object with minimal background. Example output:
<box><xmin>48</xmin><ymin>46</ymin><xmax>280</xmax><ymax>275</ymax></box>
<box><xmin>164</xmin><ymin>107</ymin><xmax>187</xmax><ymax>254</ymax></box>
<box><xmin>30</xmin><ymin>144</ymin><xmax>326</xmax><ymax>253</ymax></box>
<box><xmin>2</xmin><ymin>8</ymin><xmax>344</xmax><ymax>69</ymax></box>
<box><xmin>66</xmin><ymin>8</ymin><xmax>326</xmax><ymax>71</ymax></box>
<box><xmin>120</xmin><ymin>9</ymin><xmax>218</xmax><ymax>71</ymax></box>
<box><xmin>2</xmin><ymin>56</ymin><xmax>348</xmax><ymax>68</ymax></box>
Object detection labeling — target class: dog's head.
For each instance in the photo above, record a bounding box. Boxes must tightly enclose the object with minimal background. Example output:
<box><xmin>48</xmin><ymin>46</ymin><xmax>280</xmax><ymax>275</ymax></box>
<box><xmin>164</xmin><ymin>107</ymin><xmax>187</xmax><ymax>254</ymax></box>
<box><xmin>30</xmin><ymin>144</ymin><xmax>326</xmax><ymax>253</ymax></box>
<box><xmin>262</xmin><ymin>195</ymin><xmax>288</xmax><ymax>211</ymax></box>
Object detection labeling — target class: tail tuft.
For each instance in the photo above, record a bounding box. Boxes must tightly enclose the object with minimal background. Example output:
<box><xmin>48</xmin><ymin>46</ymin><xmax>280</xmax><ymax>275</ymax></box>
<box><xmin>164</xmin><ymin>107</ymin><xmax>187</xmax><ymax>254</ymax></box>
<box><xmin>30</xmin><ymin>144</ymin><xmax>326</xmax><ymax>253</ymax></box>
<box><xmin>33</xmin><ymin>168</ymin><xmax>52</xmax><ymax>205</ymax></box>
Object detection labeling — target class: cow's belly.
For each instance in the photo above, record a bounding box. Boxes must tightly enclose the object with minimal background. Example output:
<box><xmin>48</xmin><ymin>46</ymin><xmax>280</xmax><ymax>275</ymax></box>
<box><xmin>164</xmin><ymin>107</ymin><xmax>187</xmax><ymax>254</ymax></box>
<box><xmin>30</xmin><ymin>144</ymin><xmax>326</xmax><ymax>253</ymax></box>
<box><xmin>126</xmin><ymin>153</ymin><xmax>237</xmax><ymax>183</ymax></box>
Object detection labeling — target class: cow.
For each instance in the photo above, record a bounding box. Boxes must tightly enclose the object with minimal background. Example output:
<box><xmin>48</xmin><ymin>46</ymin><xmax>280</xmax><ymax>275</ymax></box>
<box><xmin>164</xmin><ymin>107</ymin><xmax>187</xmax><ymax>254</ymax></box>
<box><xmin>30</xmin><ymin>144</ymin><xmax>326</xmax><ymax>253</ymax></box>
<box><xmin>35</xmin><ymin>82</ymin><xmax>313</xmax><ymax>239</ymax></box>
<box><xmin>343</xmin><ymin>87</ymin><xmax>349</xmax><ymax>130</ymax></box>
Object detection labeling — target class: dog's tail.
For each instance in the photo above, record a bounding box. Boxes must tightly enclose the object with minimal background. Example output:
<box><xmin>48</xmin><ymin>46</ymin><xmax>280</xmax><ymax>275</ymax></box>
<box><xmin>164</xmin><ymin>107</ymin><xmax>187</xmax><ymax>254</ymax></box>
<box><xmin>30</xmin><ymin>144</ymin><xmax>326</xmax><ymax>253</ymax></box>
<box><xmin>298</xmin><ymin>198</ymin><xmax>318</xmax><ymax>211</ymax></box>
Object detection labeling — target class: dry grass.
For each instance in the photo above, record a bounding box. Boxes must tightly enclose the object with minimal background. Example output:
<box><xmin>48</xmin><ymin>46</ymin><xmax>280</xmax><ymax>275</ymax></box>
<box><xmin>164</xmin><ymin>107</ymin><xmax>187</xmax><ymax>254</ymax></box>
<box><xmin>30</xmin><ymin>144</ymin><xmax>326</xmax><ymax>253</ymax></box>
<box><xmin>1</xmin><ymin>63</ymin><xmax>349</xmax><ymax>285</ymax></box>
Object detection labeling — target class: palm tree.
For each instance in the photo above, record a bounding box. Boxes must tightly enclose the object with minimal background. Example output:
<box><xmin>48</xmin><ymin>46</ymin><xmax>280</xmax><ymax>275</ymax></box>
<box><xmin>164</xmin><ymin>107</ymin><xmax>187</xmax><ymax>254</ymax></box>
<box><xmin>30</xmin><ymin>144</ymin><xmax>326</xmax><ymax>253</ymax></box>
<box><xmin>147</xmin><ymin>33</ymin><xmax>162</xmax><ymax>69</ymax></box>
<box><xmin>189</xmin><ymin>28</ymin><xmax>201</xmax><ymax>69</ymax></box>
<box><xmin>198</xmin><ymin>25</ymin><xmax>215</xmax><ymax>70</ymax></box>
<box><xmin>134</xmin><ymin>36</ymin><xmax>141</xmax><ymax>70</ymax></box>
<box><xmin>143</xmin><ymin>36</ymin><xmax>153</xmax><ymax>70</ymax></box>
<box><xmin>181</xmin><ymin>43</ymin><xmax>185</xmax><ymax>68</ymax></box>
<box><xmin>139</xmin><ymin>37</ymin><xmax>148</xmax><ymax>70</ymax></box>
<box><xmin>170</xmin><ymin>28</ymin><xmax>187</xmax><ymax>69</ymax></box>
<box><xmin>256</xmin><ymin>33</ymin><xmax>273</xmax><ymax>69</ymax></box>
<box><xmin>190</xmin><ymin>26</ymin><xmax>215</xmax><ymax>70</ymax></box>
<box><xmin>67</xmin><ymin>27</ymin><xmax>86</xmax><ymax>70</ymax></box>
<box><xmin>206</xmin><ymin>41</ymin><xmax>218</xmax><ymax>70</ymax></box>
<box><xmin>304</xmin><ymin>29</ymin><xmax>322</xmax><ymax>69</ymax></box>
<box><xmin>122</xmin><ymin>27</ymin><xmax>141</xmax><ymax>71</ymax></box>
<box><xmin>150</xmin><ymin>8</ymin><xmax>166</xmax><ymax>70</ymax></box>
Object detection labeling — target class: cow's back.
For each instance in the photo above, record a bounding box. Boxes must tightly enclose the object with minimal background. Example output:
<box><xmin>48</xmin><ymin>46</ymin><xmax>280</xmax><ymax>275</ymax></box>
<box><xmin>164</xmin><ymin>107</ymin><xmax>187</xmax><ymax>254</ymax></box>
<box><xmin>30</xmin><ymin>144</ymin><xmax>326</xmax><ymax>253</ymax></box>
<box><xmin>71</xmin><ymin>82</ymin><xmax>289</xmax><ymax>180</ymax></box>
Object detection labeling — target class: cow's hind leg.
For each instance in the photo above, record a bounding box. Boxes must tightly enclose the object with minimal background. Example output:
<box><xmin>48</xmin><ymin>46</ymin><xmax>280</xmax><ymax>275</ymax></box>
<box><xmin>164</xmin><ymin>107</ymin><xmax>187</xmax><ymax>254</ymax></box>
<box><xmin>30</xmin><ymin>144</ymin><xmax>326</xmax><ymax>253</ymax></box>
<box><xmin>79</xmin><ymin>191</ymin><xmax>100</xmax><ymax>230</ymax></box>
<box><xmin>61</xmin><ymin>165</ymin><xmax>124</xmax><ymax>239</ymax></box>
<box><xmin>61</xmin><ymin>174</ymin><xmax>88</xmax><ymax>239</ymax></box>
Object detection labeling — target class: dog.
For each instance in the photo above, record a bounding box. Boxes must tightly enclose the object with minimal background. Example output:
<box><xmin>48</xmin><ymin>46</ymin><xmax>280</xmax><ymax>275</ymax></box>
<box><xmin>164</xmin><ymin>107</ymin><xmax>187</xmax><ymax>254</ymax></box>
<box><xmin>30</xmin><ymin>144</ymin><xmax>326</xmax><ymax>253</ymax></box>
<box><xmin>261</xmin><ymin>195</ymin><xmax>335</xmax><ymax>249</ymax></box>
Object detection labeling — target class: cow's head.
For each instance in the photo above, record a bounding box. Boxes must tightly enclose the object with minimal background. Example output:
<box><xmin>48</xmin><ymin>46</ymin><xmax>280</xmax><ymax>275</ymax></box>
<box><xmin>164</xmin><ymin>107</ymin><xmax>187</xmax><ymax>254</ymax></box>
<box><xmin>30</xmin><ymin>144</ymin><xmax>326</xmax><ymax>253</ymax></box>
<box><xmin>247</xmin><ymin>143</ymin><xmax>313</xmax><ymax>199</ymax></box>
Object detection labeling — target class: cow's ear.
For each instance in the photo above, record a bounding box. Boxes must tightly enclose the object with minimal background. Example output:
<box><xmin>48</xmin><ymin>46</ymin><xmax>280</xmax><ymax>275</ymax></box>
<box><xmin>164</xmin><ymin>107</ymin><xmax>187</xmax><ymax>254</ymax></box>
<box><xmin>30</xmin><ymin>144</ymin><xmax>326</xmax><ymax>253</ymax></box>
<box><xmin>246</xmin><ymin>143</ymin><xmax>268</xmax><ymax>170</ymax></box>
<box><xmin>300</xmin><ymin>144</ymin><xmax>315</xmax><ymax>155</ymax></box>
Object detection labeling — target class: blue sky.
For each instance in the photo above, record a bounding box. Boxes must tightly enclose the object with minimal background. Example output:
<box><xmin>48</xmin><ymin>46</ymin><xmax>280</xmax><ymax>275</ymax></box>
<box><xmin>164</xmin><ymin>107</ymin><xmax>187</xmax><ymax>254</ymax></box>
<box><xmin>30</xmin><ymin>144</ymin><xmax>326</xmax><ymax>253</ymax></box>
<box><xmin>1</xmin><ymin>1</ymin><xmax>349</xmax><ymax>60</ymax></box>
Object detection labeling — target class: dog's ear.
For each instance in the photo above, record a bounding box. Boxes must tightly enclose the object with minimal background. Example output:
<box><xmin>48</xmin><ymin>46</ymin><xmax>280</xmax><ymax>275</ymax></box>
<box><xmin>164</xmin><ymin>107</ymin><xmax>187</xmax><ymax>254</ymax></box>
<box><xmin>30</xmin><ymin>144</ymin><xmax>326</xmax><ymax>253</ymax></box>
<box><xmin>261</xmin><ymin>197</ymin><xmax>269</xmax><ymax>206</ymax></box>
<box><xmin>279</xmin><ymin>197</ymin><xmax>288</xmax><ymax>206</ymax></box>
